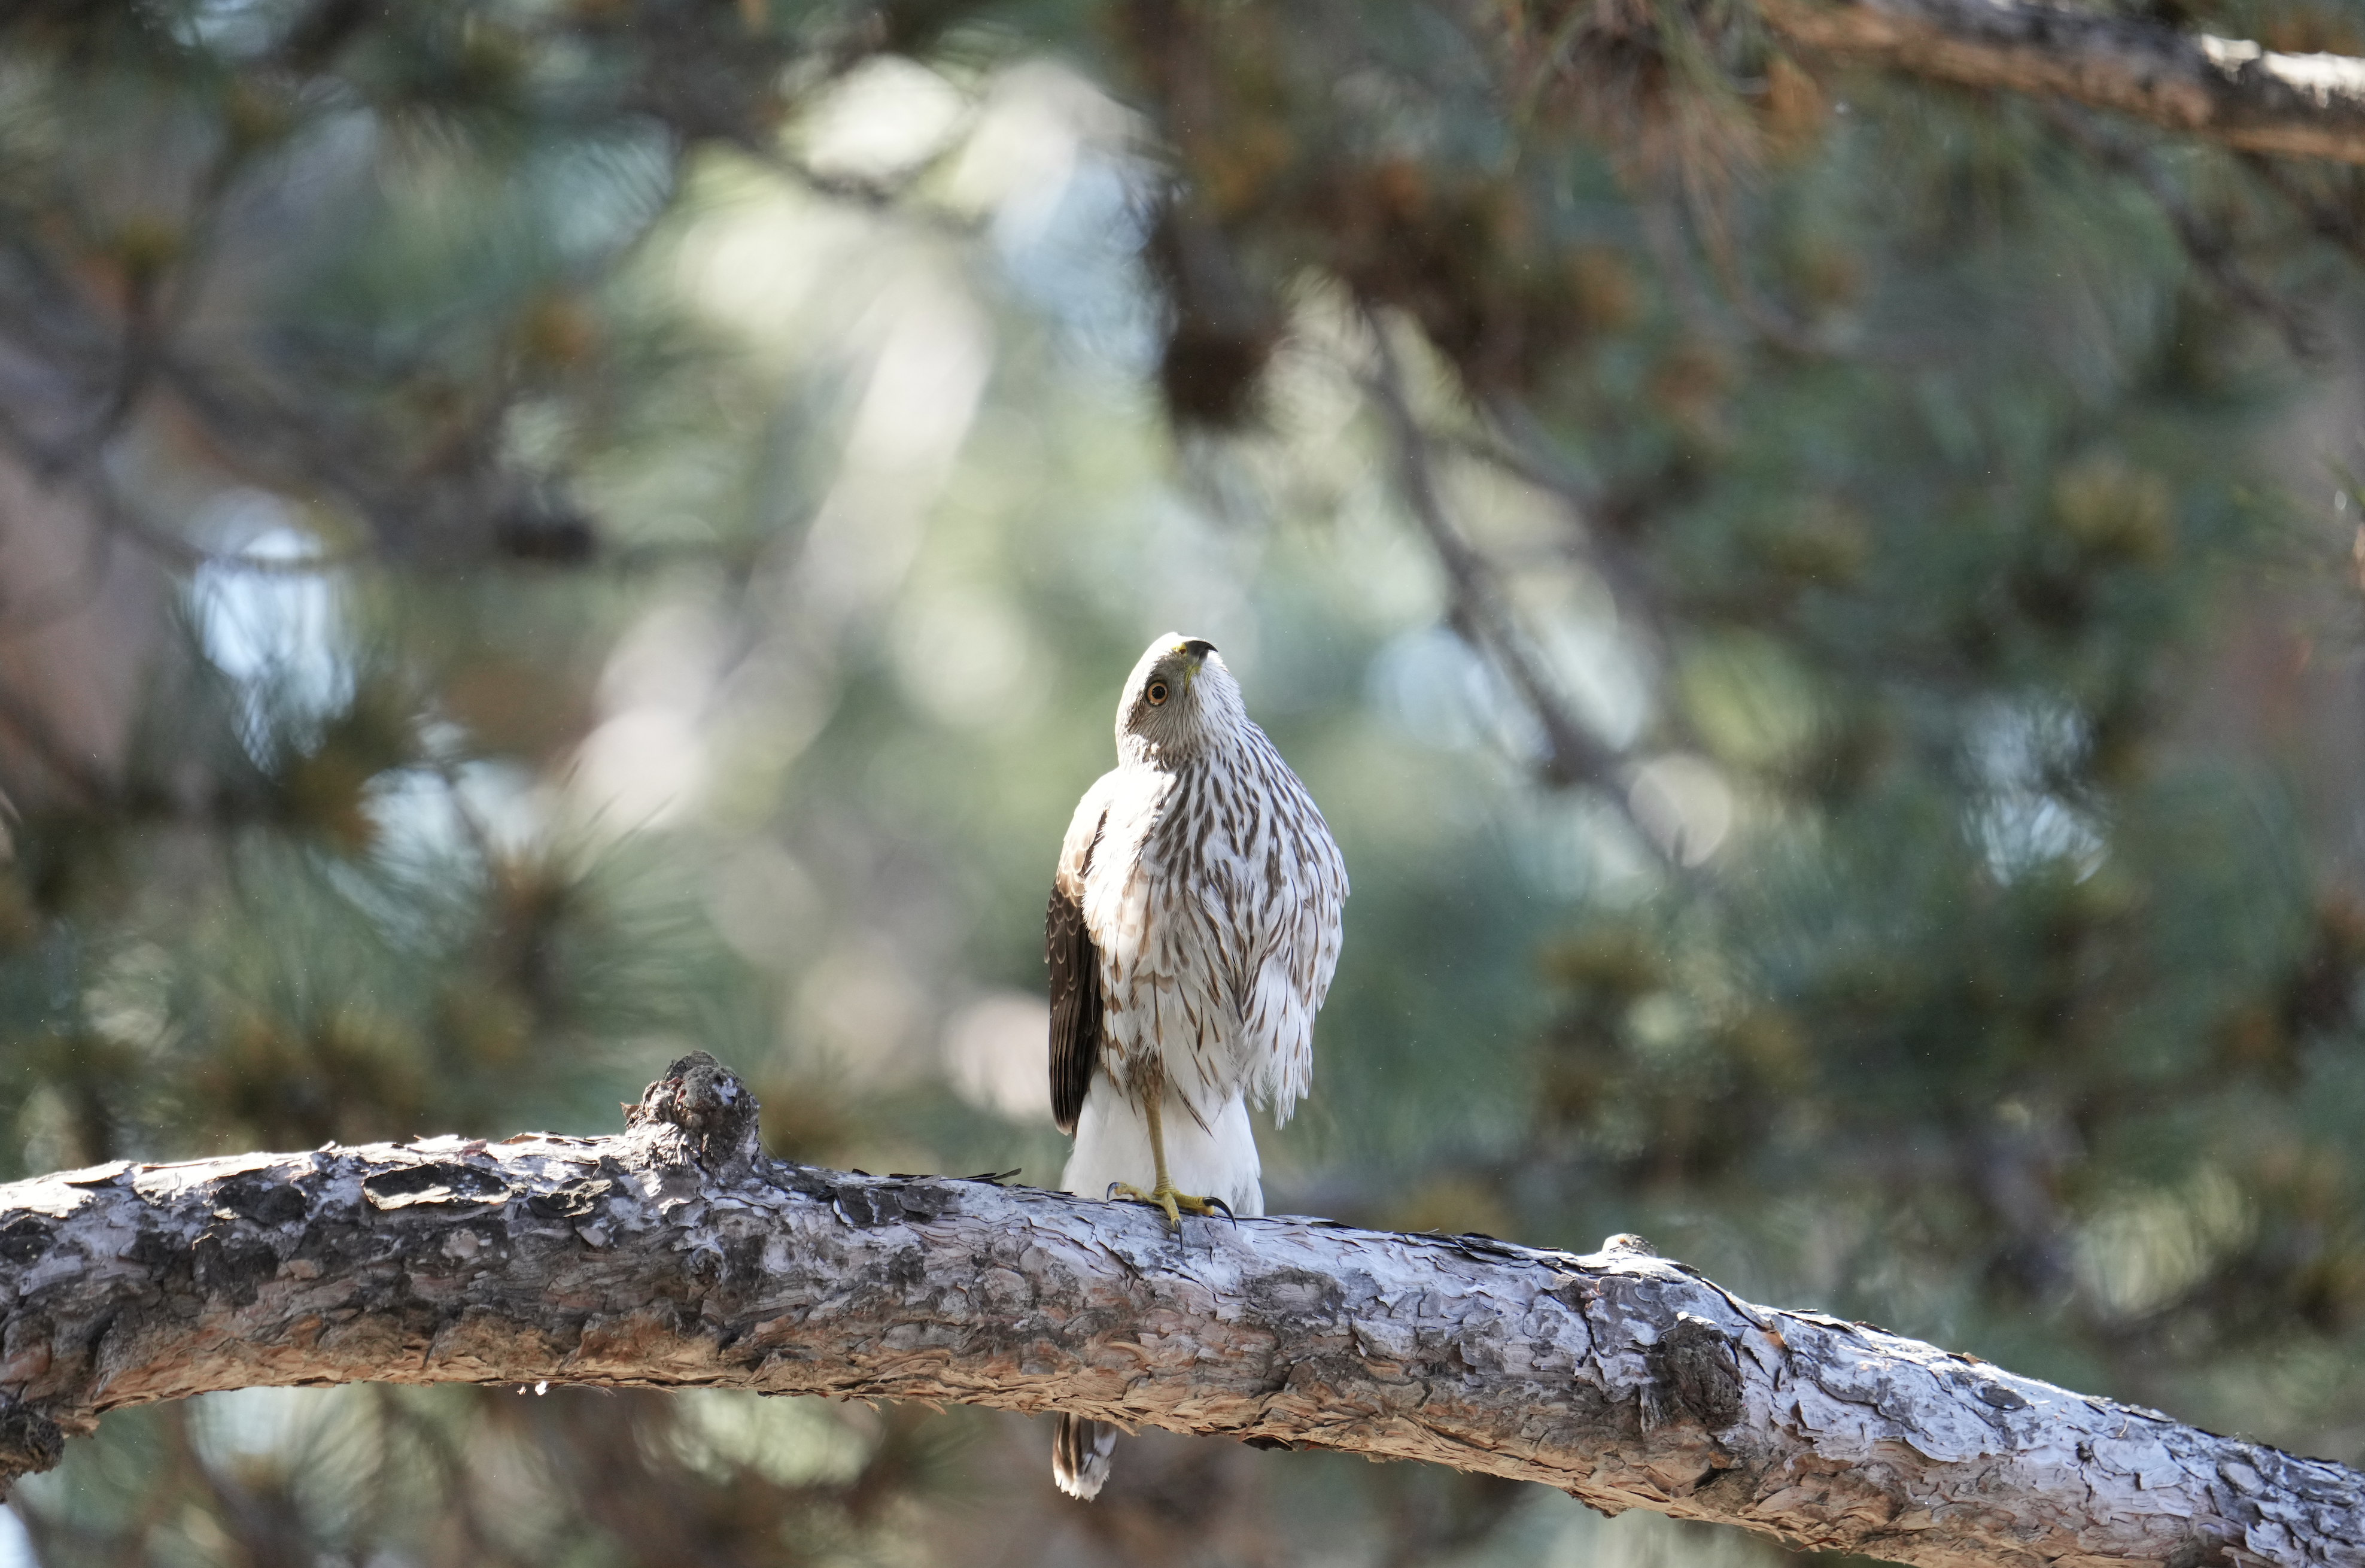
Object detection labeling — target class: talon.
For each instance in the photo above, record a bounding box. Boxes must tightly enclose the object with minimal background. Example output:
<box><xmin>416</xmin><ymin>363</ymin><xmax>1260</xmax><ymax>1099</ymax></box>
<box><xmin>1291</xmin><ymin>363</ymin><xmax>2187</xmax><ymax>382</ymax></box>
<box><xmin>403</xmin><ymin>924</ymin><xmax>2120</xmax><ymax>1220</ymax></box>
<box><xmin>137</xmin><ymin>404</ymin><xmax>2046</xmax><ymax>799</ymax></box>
<box><xmin>1205</xmin><ymin>1195</ymin><xmax>1237</xmax><ymax>1227</ymax></box>
<box><xmin>1108</xmin><ymin>1181</ymin><xmax>1224</xmax><ymax>1232</ymax></box>
<box><xmin>1106</xmin><ymin>1181</ymin><xmax>1180</xmax><ymax>1229</ymax></box>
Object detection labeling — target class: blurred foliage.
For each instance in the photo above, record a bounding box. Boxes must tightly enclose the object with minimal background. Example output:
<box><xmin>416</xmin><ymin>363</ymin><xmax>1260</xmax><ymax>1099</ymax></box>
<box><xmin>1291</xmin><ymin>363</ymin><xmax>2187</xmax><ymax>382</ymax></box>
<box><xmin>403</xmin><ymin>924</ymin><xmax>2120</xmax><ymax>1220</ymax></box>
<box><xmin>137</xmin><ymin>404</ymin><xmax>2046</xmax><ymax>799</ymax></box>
<box><xmin>0</xmin><ymin>1</ymin><xmax>2358</xmax><ymax>1565</ymax></box>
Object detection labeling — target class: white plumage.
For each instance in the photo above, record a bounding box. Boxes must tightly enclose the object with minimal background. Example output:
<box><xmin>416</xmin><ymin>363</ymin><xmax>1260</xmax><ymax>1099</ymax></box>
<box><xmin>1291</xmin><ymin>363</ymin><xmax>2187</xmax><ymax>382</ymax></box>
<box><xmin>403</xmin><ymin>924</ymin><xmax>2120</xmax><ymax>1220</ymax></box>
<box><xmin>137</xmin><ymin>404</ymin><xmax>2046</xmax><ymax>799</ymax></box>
<box><xmin>1043</xmin><ymin>633</ymin><xmax>1347</xmax><ymax>1500</ymax></box>
<box><xmin>1061</xmin><ymin>1077</ymin><xmax>1264</xmax><ymax>1220</ymax></box>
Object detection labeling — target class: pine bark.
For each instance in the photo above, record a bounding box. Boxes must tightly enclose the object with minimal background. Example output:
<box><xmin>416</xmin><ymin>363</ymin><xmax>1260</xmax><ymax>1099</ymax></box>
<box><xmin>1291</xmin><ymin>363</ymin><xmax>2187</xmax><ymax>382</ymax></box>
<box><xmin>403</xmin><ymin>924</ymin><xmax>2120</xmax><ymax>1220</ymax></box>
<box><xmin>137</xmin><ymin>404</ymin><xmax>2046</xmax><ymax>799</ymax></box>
<box><xmin>1759</xmin><ymin>0</ymin><xmax>2365</xmax><ymax>165</ymax></box>
<box><xmin>0</xmin><ymin>1053</ymin><xmax>2353</xmax><ymax>1567</ymax></box>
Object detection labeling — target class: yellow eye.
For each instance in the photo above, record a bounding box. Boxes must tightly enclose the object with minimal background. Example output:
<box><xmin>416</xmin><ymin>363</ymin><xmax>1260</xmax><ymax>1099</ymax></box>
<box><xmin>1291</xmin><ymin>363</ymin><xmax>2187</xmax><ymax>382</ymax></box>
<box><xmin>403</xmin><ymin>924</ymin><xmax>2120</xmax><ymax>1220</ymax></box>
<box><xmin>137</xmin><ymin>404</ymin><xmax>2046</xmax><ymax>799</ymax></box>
<box><xmin>1146</xmin><ymin>680</ymin><xmax>1169</xmax><ymax>706</ymax></box>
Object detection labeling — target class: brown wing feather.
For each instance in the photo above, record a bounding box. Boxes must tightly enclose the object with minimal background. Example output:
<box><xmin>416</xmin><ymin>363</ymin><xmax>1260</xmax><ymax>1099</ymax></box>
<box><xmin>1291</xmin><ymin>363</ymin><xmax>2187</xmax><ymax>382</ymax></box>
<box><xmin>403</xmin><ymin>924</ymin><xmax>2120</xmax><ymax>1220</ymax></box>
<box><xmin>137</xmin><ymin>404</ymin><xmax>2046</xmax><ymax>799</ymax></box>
<box><xmin>1047</xmin><ymin>883</ymin><xmax>1102</xmax><ymax>1135</ymax></box>
<box><xmin>1047</xmin><ymin>812</ymin><xmax>1108</xmax><ymax>1135</ymax></box>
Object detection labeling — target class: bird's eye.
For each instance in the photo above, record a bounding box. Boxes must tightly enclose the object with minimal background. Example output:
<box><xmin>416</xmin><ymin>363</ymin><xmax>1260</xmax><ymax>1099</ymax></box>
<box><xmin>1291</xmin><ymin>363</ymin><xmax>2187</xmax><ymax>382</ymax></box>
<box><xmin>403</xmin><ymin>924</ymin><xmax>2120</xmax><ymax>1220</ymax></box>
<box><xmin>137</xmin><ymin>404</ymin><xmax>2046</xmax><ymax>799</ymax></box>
<box><xmin>1146</xmin><ymin>680</ymin><xmax>1169</xmax><ymax>706</ymax></box>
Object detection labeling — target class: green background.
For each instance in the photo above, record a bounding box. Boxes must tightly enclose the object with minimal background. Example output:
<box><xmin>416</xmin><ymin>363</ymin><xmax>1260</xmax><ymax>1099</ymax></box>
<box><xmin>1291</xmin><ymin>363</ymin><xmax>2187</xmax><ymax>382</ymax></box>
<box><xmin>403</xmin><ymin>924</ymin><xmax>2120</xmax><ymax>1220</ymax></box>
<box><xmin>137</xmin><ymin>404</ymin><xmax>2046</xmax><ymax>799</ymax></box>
<box><xmin>0</xmin><ymin>2</ymin><xmax>2361</xmax><ymax>1563</ymax></box>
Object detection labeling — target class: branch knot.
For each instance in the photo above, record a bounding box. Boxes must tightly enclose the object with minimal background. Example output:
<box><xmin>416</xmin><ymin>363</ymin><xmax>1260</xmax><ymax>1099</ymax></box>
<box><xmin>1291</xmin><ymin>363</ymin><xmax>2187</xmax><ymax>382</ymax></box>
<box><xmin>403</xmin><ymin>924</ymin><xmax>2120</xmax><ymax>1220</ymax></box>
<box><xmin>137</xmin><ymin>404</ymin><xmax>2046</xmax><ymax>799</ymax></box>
<box><xmin>0</xmin><ymin>1396</ymin><xmax>63</xmax><ymax>1491</ymax></box>
<box><xmin>1643</xmin><ymin>1312</ymin><xmax>1743</xmax><ymax>1432</ymax></box>
<box><xmin>625</xmin><ymin>1052</ymin><xmax>762</xmax><ymax>1168</ymax></box>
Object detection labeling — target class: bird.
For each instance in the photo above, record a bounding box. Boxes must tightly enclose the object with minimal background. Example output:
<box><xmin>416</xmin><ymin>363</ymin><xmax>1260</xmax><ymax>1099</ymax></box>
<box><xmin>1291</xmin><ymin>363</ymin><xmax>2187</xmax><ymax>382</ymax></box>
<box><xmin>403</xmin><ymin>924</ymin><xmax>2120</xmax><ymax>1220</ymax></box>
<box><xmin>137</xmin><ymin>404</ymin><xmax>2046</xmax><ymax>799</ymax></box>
<box><xmin>1044</xmin><ymin>633</ymin><xmax>1348</xmax><ymax>1501</ymax></box>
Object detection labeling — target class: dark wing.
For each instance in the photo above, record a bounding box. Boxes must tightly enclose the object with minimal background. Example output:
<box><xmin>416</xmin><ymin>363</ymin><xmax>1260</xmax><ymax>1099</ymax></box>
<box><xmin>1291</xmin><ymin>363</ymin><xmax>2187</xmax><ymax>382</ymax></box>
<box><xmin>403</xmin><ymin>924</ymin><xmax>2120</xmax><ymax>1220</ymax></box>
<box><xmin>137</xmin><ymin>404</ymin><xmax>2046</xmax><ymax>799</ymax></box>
<box><xmin>1046</xmin><ymin>876</ymin><xmax>1103</xmax><ymax>1135</ymax></box>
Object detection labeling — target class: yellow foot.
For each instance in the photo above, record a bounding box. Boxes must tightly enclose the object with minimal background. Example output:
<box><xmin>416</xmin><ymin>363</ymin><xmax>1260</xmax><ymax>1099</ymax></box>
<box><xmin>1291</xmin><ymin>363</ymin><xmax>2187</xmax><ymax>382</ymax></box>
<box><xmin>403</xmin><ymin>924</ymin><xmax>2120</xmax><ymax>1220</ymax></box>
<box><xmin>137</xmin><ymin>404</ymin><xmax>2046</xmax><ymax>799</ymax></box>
<box><xmin>1107</xmin><ymin>1182</ymin><xmax>1233</xmax><ymax>1230</ymax></box>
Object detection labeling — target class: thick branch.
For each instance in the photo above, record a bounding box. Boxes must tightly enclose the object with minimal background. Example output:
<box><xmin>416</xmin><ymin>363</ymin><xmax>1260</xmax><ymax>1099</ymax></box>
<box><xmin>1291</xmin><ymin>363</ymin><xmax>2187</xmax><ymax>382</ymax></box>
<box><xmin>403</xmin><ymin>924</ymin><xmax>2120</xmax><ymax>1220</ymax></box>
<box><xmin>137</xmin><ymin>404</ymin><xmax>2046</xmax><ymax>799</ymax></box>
<box><xmin>0</xmin><ymin>1053</ymin><xmax>2354</xmax><ymax>1566</ymax></box>
<box><xmin>1759</xmin><ymin>0</ymin><xmax>2365</xmax><ymax>165</ymax></box>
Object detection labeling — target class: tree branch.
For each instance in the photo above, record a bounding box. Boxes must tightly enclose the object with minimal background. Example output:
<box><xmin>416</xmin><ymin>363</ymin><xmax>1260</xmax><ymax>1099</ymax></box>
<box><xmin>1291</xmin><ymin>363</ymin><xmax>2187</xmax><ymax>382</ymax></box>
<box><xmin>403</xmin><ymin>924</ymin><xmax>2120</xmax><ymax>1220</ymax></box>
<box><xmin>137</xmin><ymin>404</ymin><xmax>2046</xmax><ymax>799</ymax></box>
<box><xmin>1759</xmin><ymin>0</ymin><xmax>2365</xmax><ymax>166</ymax></box>
<box><xmin>2039</xmin><ymin>101</ymin><xmax>2323</xmax><ymax>360</ymax></box>
<box><xmin>1359</xmin><ymin>310</ymin><xmax>1644</xmax><ymax>807</ymax></box>
<box><xmin>0</xmin><ymin>1051</ymin><xmax>2355</xmax><ymax>1565</ymax></box>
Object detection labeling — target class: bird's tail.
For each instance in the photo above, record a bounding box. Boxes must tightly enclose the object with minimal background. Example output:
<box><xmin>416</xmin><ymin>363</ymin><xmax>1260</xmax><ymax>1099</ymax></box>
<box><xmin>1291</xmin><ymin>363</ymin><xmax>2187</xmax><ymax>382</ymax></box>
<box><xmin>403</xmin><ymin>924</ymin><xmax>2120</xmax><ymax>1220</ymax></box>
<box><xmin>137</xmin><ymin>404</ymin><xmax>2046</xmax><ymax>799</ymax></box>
<box><xmin>1051</xmin><ymin>1414</ymin><xmax>1118</xmax><ymax>1500</ymax></box>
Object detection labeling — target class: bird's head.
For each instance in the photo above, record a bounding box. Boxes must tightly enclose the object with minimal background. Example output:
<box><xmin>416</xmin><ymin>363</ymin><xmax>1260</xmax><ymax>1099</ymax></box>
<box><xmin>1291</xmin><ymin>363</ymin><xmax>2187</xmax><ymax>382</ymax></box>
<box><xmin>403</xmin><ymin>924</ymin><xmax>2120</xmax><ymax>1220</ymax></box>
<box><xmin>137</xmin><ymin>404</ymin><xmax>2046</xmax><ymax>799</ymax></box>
<box><xmin>1115</xmin><ymin>633</ymin><xmax>1244</xmax><ymax>764</ymax></box>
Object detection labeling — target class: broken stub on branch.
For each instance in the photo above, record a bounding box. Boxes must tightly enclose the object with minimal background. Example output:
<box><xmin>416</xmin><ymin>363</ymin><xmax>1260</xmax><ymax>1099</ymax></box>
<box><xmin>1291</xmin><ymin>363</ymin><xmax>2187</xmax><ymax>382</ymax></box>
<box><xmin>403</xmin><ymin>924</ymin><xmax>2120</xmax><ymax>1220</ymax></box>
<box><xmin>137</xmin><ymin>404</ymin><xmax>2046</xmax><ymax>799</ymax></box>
<box><xmin>624</xmin><ymin>1050</ymin><xmax>763</xmax><ymax>1168</ymax></box>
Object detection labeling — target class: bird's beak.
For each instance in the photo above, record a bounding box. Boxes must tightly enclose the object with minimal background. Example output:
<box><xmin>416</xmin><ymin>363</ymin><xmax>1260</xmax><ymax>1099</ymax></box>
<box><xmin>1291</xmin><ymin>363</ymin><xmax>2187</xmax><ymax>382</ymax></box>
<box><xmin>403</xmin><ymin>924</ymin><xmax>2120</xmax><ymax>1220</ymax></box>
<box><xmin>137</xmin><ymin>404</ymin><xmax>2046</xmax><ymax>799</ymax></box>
<box><xmin>1171</xmin><ymin>639</ymin><xmax>1212</xmax><ymax>690</ymax></box>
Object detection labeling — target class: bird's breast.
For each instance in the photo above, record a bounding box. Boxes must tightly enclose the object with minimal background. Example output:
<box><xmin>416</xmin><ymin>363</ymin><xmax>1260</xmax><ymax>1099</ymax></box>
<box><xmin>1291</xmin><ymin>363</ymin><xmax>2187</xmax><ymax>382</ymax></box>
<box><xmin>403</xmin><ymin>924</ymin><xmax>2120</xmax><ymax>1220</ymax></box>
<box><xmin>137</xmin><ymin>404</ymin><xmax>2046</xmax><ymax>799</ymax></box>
<box><xmin>1078</xmin><ymin>768</ymin><xmax>1171</xmax><ymax>938</ymax></box>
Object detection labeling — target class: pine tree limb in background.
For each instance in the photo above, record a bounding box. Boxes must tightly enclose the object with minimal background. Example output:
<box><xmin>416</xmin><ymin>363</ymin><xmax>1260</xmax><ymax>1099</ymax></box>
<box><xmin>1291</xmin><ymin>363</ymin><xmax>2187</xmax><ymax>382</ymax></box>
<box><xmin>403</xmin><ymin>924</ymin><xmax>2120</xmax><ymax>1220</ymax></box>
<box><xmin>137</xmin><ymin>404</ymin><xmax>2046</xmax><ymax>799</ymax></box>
<box><xmin>1758</xmin><ymin>0</ymin><xmax>2365</xmax><ymax>163</ymax></box>
<box><xmin>0</xmin><ymin>1053</ymin><xmax>2350</xmax><ymax>1567</ymax></box>
<box><xmin>1360</xmin><ymin>310</ymin><xmax>1643</xmax><ymax>809</ymax></box>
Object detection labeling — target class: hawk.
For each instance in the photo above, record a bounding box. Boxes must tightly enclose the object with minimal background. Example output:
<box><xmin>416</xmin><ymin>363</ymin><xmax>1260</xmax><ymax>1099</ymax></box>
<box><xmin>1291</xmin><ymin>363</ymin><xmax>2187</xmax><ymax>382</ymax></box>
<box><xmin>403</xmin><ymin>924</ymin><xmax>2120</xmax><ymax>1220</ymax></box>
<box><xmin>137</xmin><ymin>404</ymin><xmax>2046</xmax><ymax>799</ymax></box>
<box><xmin>1044</xmin><ymin>633</ymin><xmax>1348</xmax><ymax>1500</ymax></box>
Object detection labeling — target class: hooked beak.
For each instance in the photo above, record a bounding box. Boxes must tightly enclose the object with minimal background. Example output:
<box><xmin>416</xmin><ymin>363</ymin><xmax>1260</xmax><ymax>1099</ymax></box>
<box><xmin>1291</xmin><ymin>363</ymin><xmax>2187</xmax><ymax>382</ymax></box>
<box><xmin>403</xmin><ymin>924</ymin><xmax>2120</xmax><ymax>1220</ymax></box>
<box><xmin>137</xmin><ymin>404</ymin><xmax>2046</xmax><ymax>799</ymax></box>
<box><xmin>1172</xmin><ymin>637</ymin><xmax>1215</xmax><ymax>691</ymax></box>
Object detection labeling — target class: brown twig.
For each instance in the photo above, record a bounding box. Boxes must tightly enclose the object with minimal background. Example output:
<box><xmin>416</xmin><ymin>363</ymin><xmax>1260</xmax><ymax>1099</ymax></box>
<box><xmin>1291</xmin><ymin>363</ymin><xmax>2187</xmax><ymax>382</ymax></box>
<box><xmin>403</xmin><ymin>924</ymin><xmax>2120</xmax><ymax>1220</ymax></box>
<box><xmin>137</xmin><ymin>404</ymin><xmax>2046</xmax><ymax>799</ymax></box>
<box><xmin>1760</xmin><ymin>0</ymin><xmax>2365</xmax><ymax>166</ymax></box>
<box><xmin>1359</xmin><ymin>306</ymin><xmax>1640</xmax><ymax>803</ymax></box>
<box><xmin>2043</xmin><ymin>101</ymin><xmax>2322</xmax><ymax>360</ymax></box>
<box><xmin>2242</xmin><ymin>153</ymin><xmax>2365</xmax><ymax>271</ymax></box>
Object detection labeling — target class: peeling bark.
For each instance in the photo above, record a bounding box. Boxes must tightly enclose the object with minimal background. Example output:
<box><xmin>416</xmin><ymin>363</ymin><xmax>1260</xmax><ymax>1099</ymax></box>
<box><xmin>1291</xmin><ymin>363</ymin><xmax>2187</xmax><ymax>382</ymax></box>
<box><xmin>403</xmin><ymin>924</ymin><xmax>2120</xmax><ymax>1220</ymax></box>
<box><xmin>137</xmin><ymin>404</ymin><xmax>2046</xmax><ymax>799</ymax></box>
<box><xmin>0</xmin><ymin>1053</ymin><xmax>2353</xmax><ymax>1566</ymax></box>
<box><xmin>1759</xmin><ymin>0</ymin><xmax>2365</xmax><ymax>166</ymax></box>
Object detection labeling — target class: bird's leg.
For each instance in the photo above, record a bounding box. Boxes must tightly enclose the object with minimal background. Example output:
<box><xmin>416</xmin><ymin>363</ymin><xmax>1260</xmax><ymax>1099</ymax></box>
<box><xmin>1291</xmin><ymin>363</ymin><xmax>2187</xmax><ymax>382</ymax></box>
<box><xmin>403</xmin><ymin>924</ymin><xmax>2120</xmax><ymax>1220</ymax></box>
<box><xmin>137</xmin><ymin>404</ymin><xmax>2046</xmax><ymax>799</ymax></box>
<box><xmin>1107</xmin><ymin>1091</ymin><xmax>1232</xmax><ymax>1229</ymax></box>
